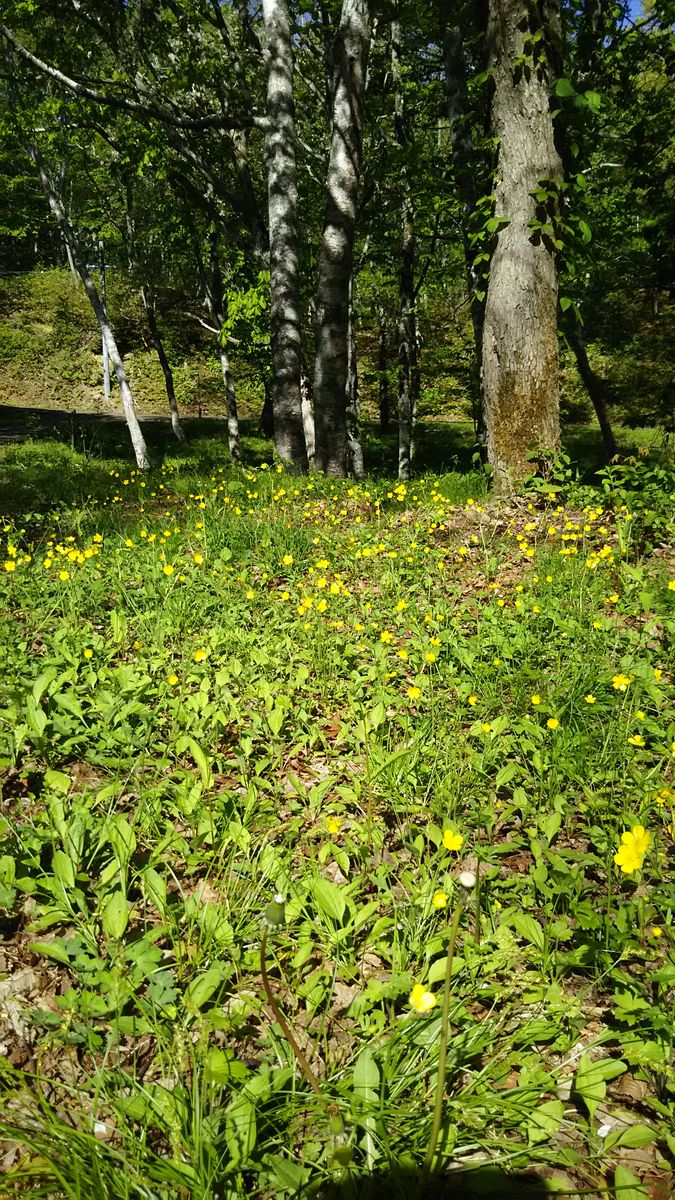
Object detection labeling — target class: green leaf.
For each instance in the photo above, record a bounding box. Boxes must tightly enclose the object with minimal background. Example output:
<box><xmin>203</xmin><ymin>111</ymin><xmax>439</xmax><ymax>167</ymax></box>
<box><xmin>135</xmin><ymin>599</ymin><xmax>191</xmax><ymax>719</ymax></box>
<box><xmin>555</xmin><ymin>77</ymin><xmax>576</xmax><ymax>97</ymax></box>
<box><xmin>353</xmin><ymin>1048</ymin><xmax>380</xmax><ymax>1098</ymax></box>
<box><xmin>613</xmin><ymin>1166</ymin><xmax>647</xmax><ymax>1200</ymax></box>
<box><xmin>605</xmin><ymin>1123</ymin><xmax>657</xmax><ymax>1151</ymax></box>
<box><xmin>142</xmin><ymin>867</ymin><xmax>167</xmax><ymax>916</ymax></box>
<box><xmin>102</xmin><ymin>890</ymin><xmax>129</xmax><ymax>940</ymax></box>
<box><xmin>184</xmin><ymin>964</ymin><xmax>228</xmax><ymax>1012</ymax></box>
<box><xmin>574</xmin><ymin>1054</ymin><xmax>627</xmax><ymax>1120</ymax></box>
<box><xmin>51</xmin><ymin>849</ymin><xmax>75</xmax><ymax>890</ymax></box>
<box><xmin>312</xmin><ymin>876</ymin><xmax>346</xmax><ymax>923</ymax></box>
<box><xmin>175</xmin><ymin>735</ymin><xmax>213</xmax><ymax>788</ymax></box>
<box><xmin>559</xmin><ymin>296</ymin><xmax>573</xmax><ymax>311</ymax></box>
<box><xmin>225</xmin><ymin>1094</ymin><xmax>257</xmax><ymax>1163</ymax></box>
<box><xmin>527</xmin><ymin>1099</ymin><xmax>564</xmax><ymax>1145</ymax></box>
<box><xmin>578</xmin><ymin>219</ymin><xmax>592</xmax><ymax>244</ymax></box>
<box><xmin>205</xmin><ymin>1047</ymin><xmax>249</xmax><ymax>1084</ymax></box>
<box><xmin>511</xmin><ymin>913</ymin><xmax>545</xmax><ymax>952</ymax></box>
<box><xmin>267</xmin><ymin>706</ymin><xmax>284</xmax><ymax>736</ymax></box>
<box><xmin>27</xmin><ymin>939</ymin><xmax>71</xmax><ymax>966</ymax></box>
<box><xmin>262</xmin><ymin>1154</ymin><xmax>308</xmax><ymax>1192</ymax></box>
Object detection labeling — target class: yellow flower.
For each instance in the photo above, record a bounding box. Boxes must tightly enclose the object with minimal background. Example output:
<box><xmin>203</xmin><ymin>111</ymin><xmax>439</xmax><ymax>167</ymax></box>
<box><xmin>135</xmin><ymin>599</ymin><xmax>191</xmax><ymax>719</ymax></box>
<box><xmin>397</xmin><ymin>648</ymin><xmax>408</xmax><ymax>660</ymax></box>
<box><xmin>585</xmin><ymin>694</ymin><xmax>596</xmax><ymax>704</ymax></box>
<box><xmin>612</xmin><ymin>673</ymin><xmax>633</xmax><ymax>692</ymax></box>
<box><xmin>83</xmin><ymin>649</ymin><xmax>93</xmax><ymax>660</ymax></box>
<box><xmin>432</xmin><ymin>891</ymin><xmax>448</xmax><ymax>909</ymax></box>
<box><xmin>282</xmin><ymin>554</ymin><xmax>294</xmax><ymax>566</ymax></box>
<box><xmin>326</xmin><ymin>816</ymin><xmax>341</xmax><ymax>836</ymax></box>
<box><xmin>653</xmin><ymin>668</ymin><xmax>662</xmax><ymax>681</ymax></box>
<box><xmin>167</xmin><ymin>673</ymin><xmax>179</xmax><ymax>686</ymax></box>
<box><xmin>627</xmin><ymin>734</ymin><xmax>645</xmax><ymax>747</ymax></box>
<box><xmin>547</xmin><ymin>717</ymin><xmax>559</xmax><ymax>730</ymax></box>
<box><xmin>194</xmin><ymin>648</ymin><xmax>207</xmax><ymax>663</ymax></box>
<box><xmin>163</xmin><ymin>564</ymin><xmax>174</xmax><ymax>576</ymax></box>
<box><xmin>530</xmin><ymin>694</ymin><xmax>542</xmax><ymax>706</ymax></box>
<box><xmin>442</xmin><ymin>829</ymin><xmax>463</xmax><ymax>852</ymax></box>
<box><xmin>3</xmin><ymin>560</ymin><xmax>16</xmax><ymax>572</ymax></box>
<box><xmin>668</xmin><ymin>580</ymin><xmax>675</xmax><ymax>591</ymax></box>
<box><xmin>316</xmin><ymin>599</ymin><xmax>328</xmax><ymax>613</ymax></box>
<box><xmin>650</xmin><ymin>926</ymin><xmax>663</xmax><ymax>938</ymax></box>
<box><xmin>409</xmin><ymin>984</ymin><xmax>437</xmax><ymax>1014</ymax></box>
<box><xmin>614</xmin><ymin>825</ymin><xmax>651</xmax><ymax>874</ymax></box>
<box><xmin>481</xmin><ymin>722</ymin><xmax>492</xmax><ymax>733</ymax></box>
<box><xmin>193</xmin><ymin>553</ymin><xmax>204</xmax><ymax>565</ymax></box>
<box><xmin>425</xmin><ymin>652</ymin><xmax>437</xmax><ymax>664</ymax></box>
<box><xmin>58</xmin><ymin>570</ymin><xmax>70</xmax><ymax>581</ymax></box>
<box><xmin>380</xmin><ymin>630</ymin><xmax>393</xmax><ymax>644</ymax></box>
<box><xmin>467</xmin><ymin>694</ymin><xmax>478</xmax><ymax>706</ymax></box>
<box><xmin>395</xmin><ymin>600</ymin><xmax>407</xmax><ymax>613</ymax></box>
<box><xmin>407</xmin><ymin>685</ymin><xmax>422</xmax><ymax>701</ymax></box>
<box><xmin>246</xmin><ymin>589</ymin><xmax>255</xmax><ymax>600</ymax></box>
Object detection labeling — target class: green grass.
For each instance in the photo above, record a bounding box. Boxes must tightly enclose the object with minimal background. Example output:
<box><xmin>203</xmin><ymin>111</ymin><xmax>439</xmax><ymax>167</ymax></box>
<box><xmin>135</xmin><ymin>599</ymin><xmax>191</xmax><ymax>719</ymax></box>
<box><xmin>0</xmin><ymin>436</ymin><xmax>674</xmax><ymax>1199</ymax></box>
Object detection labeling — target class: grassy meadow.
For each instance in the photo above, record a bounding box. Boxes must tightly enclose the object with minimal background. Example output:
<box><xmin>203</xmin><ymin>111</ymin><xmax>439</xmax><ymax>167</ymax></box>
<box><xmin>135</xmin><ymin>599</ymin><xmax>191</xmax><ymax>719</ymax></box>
<box><xmin>0</xmin><ymin>429</ymin><xmax>674</xmax><ymax>1199</ymax></box>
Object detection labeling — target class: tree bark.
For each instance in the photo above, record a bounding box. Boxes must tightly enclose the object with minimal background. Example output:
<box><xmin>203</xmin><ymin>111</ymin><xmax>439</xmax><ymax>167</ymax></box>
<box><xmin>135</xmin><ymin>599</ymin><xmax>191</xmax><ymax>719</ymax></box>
<box><xmin>141</xmin><ymin>284</ymin><xmax>186</xmax><ymax>442</ymax></box>
<box><xmin>26</xmin><ymin>143</ymin><xmax>149</xmax><ymax>469</ymax></box>
<box><xmin>345</xmin><ymin>273</ymin><xmax>364</xmax><ymax>478</ymax></box>
<box><xmin>482</xmin><ymin>0</ymin><xmax>563</xmax><ymax>492</ymax></box>
<box><xmin>262</xmin><ymin>0</ymin><xmax>307</xmax><ymax>472</ymax></box>
<box><xmin>313</xmin><ymin>0</ymin><xmax>371</xmax><ymax>476</ymax></box>
<box><xmin>378</xmin><ymin>311</ymin><xmax>390</xmax><ymax>434</ymax></box>
<box><xmin>194</xmin><ymin>221</ymin><xmax>241</xmax><ymax>461</ymax></box>
<box><xmin>392</xmin><ymin>19</ymin><xmax>419</xmax><ymax>482</ymax></box>
<box><xmin>568</xmin><ymin>327</ymin><xmax>618</xmax><ymax>458</ymax></box>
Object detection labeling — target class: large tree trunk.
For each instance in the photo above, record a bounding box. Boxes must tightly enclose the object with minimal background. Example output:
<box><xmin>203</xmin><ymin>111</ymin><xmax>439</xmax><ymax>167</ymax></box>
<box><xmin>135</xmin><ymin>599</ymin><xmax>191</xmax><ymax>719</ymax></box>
<box><xmin>377</xmin><ymin>309</ymin><xmax>390</xmax><ymax>434</ymax></box>
<box><xmin>392</xmin><ymin>19</ymin><xmax>419</xmax><ymax>482</ymax></box>
<box><xmin>262</xmin><ymin>0</ymin><xmax>308</xmax><ymax>472</ymax></box>
<box><xmin>345</xmin><ymin>273</ymin><xmax>364</xmax><ymax>479</ymax></box>
<box><xmin>482</xmin><ymin>0</ymin><xmax>563</xmax><ymax>492</ymax></box>
<box><xmin>27</xmin><ymin>144</ymin><xmax>149</xmax><ymax>469</ymax></box>
<box><xmin>313</xmin><ymin>0</ymin><xmax>371</xmax><ymax>476</ymax></box>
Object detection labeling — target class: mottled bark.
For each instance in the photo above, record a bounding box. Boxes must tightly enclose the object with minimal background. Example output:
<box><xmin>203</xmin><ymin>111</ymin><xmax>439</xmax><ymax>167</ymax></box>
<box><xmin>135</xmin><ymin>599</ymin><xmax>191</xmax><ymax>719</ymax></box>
<box><xmin>194</xmin><ymin>223</ymin><xmax>241</xmax><ymax>461</ymax></box>
<box><xmin>27</xmin><ymin>144</ymin><xmax>149</xmax><ymax>469</ymax></box>
<box><xmin>263</xmin><ymin>0</ymin><xmax>307</xmax><ymax>471</ymax></box>
<box><xmin>345</xmin><ymin>274</ymin><xmax>364</xmax><ymax>478</ymax></box>
<box><xmin>313</xmin><ymin>0</ymin><xmax>371</xmax><ymax>476</ymax></box>
<box><xmin>482</xmin><ymin>0</ymin><xmax>563</xmax><ymax>492</ymax></box>
<box><xmin>378</xmin><ymin>312</ymin><xmax>390</xmax><ymax>433</ymax></box>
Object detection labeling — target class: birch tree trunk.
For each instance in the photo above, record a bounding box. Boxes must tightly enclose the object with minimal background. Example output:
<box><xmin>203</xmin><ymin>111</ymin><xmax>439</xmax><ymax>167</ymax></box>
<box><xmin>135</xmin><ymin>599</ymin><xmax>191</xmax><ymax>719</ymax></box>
<box><xmin>482</xmin><ymin>0</ymin><xmax>563</xmax><ymax>493</ymax></box>
<box><xmin>194</xmin><ymin>223</ymin><xmax>241</xmax><ymax>461</ymax></box>
<box><xmin>377</xmin><ymin>310</ymin><xmax>390</xmax><ymax>433</ymax></box>
<box><xmin>345</xmin><ymin>273</ymin><xmax>364</xmax><ymax>479</ymax></box>
<box><xmin>313</xmin><ymin>0</ymin><xmax>371</xmax><ymax>476</ymax></box>
<box><xmin>141</xmin><ymin>284</ymin><xmax>186</xmax><ymax>442</ymax></box>
<box><xmin>262</xmin><ymin>0</ymin><xmax>307</xmax><ymax>472</ymax></box>
<box><xmin>27</xmin><ymin>144</ymin><xmax>149</xmax><ymax>469</ymax></box>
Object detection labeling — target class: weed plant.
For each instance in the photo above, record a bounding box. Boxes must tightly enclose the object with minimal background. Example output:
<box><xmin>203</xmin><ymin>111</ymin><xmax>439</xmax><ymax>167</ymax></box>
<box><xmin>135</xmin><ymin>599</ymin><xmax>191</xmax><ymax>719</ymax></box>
<box><xmin>0</xmin><ymin>439</ymin><xmax>673</xmax><ymax>1198</ymax></box>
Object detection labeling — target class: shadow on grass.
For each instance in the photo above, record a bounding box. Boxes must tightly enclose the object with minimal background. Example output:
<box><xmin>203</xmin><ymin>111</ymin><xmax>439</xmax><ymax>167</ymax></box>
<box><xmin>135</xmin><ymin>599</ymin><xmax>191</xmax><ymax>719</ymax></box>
<box><xmin>319</xmin><ymin>1162</ymin><xmax>553</xmax><ymax>1199</ymax></box>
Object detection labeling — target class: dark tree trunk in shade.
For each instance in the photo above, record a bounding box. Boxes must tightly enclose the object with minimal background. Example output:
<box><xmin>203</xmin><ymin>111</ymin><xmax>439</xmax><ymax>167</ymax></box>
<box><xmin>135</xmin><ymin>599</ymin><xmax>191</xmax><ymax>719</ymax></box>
<box><xmin>392</xmin><ymin>19</ymin><xmax>419</xmax><ymax>481</ymax></box>
<box><xmin>263</xmin><ymin>0</ymin><xmax>308</xmax><ymax>471</ymax></box>
<box><xmin>345</xmin><ymin>273</ymin><xmax>364</xmax><ymax>479</ymax></box>
<box><xmin>313</xmin><ymin>0</ymin><xmax>371</xmax><ymax>476</ymax></box>
<box><xmin>194</xmin><ymin>221</ymin><xmax>241</xmax><ymax>462</ymax></box>
<box><xmin>378</xmin><ymin>313</ymin><xmax>390</xmax><ymax>434</ymax></box>
<box><xmin>141</xmin><ymin>285</ymin><xmax>186</xmax><ymax>442</ymax></box>
<box><xmin>568</xmin><ymin>327</ymin><xmax>618</xmax><ymax>458</ymax></box>
<box><xmin>482</xmin><ymin>0</ymin><xmax>563</xmax><ymax>492</ymax></box>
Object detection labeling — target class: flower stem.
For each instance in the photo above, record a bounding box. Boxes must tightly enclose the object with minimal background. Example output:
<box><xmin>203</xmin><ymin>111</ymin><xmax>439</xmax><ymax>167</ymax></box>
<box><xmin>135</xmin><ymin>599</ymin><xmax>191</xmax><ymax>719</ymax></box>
<box><xmin>416</xmin><ymin>898</ymin><xmax>463</xmax><ymax>1199</ymax></box>
<box><xmin>260</xmin><ymin>931</ymin><xmax>323</xmax><ymax>1097</ymax></box>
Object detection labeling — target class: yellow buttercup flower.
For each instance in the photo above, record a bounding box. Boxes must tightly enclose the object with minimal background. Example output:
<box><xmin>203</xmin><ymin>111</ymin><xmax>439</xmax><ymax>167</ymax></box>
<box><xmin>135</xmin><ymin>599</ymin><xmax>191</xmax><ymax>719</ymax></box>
<box><xmin>612</xmin><ymin>673</ymin><xmax>633</xmax><ymax>692</ymax></box>
<box><xmin>167</xmin><ymin>673</ymin><xmax>179</xmax><ymax>686</ymax></box>
<box><xmin>4</xmin><ymin>560</ymin><xmax>16</xmax><ymax>572</ymax></box>
<box><xmin>442</xmin><ymin>829</ymin><xmax>463</xmax><ymax>853</ymax></box>
<box><xmin>163</xmin><ymin>564</ymin><xmax>174</xmax><ymax>576</ymax></box>
<box><xmin>407</xmin><ymin>685</ymin><xmax>422</xmax><ymax>701</ymax></box>
<box><xmin>83</xmin><ymin>649</ymin><xmax>93</xmax><ymax>660</ymax></box>
<box><xmin>614</xmin><ymin>825</ymin><xmax>651</xmax><ymax>874</ymax></box>
<box><xmin>530</xmin><ymin>694</ymin><xmax>542</xmax><ymax>706</ymax></box>
<box><xmin>432</xmin><ymin>891</ymin><xmax>448</xmax><ymax>909</ymax></box>
<box><xmin>584</xmin><ymin>694</ymin><xmax>596</xmax><ymax>704</ymax></box>
<box><xmin>627</xmin><ymin>734</ymin><xmax>645</xmax><ymax>747</ymax></box>
<box><xmin>326</xmin><ymin>816</ymin><xmax>341</xmax><ymax>836</ymax></box>
<box><xmin>409</xmin><ymin>984</ymin><xmax>437</xmax><ymax>1014</ymax></box>
<box><xmin>194</xmin><ymin>648</ymin><xmax>207</xmax><ymax>663</ymax></box>
<box><xmin>282</xmin><ymin>554</ymin><xmax>294</xmax><ymax>566</ymax></box>
<box><xmin>547</xmin><ymin>717</ymin><xmax>559</xmax><ymax>730</ymax></box>
<box><xmin>380</xmin><ymin>630</ymin><xmax>393</xmax><ymax>644</ymax></box>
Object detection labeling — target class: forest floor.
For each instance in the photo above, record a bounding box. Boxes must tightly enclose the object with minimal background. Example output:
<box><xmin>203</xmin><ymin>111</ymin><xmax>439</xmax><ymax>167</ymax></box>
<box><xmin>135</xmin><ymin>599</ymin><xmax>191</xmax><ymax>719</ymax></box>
<box><xmin>0</xmin><ymin>431</ymin><xmax>674</xmax><ymax>1200</ymax></box>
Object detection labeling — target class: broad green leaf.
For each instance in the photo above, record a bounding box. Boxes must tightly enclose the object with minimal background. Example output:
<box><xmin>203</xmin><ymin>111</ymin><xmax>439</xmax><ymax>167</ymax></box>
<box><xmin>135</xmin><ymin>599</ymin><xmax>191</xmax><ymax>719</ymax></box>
<box><xmin>604</xmin><ymin>1123</ymin><xmax>657</xmax><ymax>1151</ymax></box>
<box><xmin>267</xmin><ymin>706</ymin><xmax>284</xmax><ymax>736</ymax></box>
<box><xmin>184</xmin><ymin>963</ymin><xmax>228</xmax><ymax>1012</ymax></box>
<box><xmin>527</xmin><ymin>1099</ymin><xmax>564</xmax><ymax>1145</ymax></box>
<box><xmin>312</xmin><ymin>876</ymin><xmax>346</xmax><ymax>923</ymax></box>
<box><xmin>142</xmin><ymin>867</ymin><xmax>167</xmax><ymax>915</ymax></box>
<box><xmin>353</xmin><ymin>1048</ymin><xmax>380</xmax><ymax>1098</ymax></box>
<box><xmin>102</xmin><ymin>890</ymin><xmax>129</xmax><ymax>940</ymax></box>
<box><xmin>51</xmin><ymin>849</ymin><xmax>75</xmax><ymax>890</ymax></box>
<box><xmin>555</xmin><ymin>77</ymin><xmax>576</xmax><ymax>97</ymax></box>
<box><xmin>613</xmin><ymin>1166</ymin><xmax>647</xmax><ymax>1200</ymax></box>
<box><xmin>175</xmin><ymin>735</ymin><xmax>213</xmax><ymax>787</ymax></box>
<box><xmin>261</xmin><ymin>1153</ymin><xmax>308</xmax><ymax>1192</ymax></box>
<box><xmin>511</xmin><ymin>913</ymin><xmax>545</xmax><ymax>952</ymax></box>
<box><xmin>205</xmin><ymin>1047</ymin><xmax>249</xmax><ymax>1084</ymax></box>
<box><xmin>225</xmin><ymin>1094</ymin><xmax>257</xmax><ymax>1163</ymax></box>
<box><xmin>27</xmin><ymin>939</ymin><xmax>71</xmax><ymax>966</ymax></box>
<box><xmin>574</xmin><ymin>1054</ymin><xmax>627</xmax><ymax>1120</ymax></box>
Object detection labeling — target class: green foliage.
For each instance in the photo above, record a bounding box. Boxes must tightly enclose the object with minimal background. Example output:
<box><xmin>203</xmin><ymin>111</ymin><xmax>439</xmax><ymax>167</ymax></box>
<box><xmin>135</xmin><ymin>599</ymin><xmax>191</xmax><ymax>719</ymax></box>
<box><xmin>0</xmin><ymin>439</ymin><xmax>673</xmax><ymax>1196</ymax></box>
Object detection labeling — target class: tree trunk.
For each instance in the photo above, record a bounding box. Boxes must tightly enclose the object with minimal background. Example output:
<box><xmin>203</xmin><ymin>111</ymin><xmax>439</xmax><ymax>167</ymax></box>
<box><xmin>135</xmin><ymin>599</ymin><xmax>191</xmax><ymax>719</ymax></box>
<box><xmin>141</xmin><ymin>284</ymin><xmax>186</xmax><ymax>442</ymax></box>
<box><xmin>27</xmin><ymin>144</ymin><xmax>149</xmax><ymax>469</ymax></box>
<box><xmin>482</xmin><ymin>0</ymin><xmax>563</xmax><ymax>492</ymax></box>
<box><xmin>219</xmin><ymin>343</ymin><xmax>241</xmax><ymax>462</ymax></box>
<box><xmin>568</xmin><ymin>327</ymin><xmax>618</xmax><ymax>458</ymax></box>
<box><xmin>262</xmin><ymin>0</ymin><xmax>308</xmax><ymax>472</ymax></box>
<box><xmin>345</xmin><ymin>273</ymin><xmax>364</xmax><ymax>479</ymax></box>
<box><xmin>300</xmin><ymin>352</ymin><xmax>316</xmax><ymax>470</ymax></box>
<box><xmin>313</xmin><ymin>0</ymin><xmax>371</xmax><ymax>476</ymax></box>
<box><xmin>378</xmin><ymin>311</ymin><xmax>390</xmax><ymax>433</ymax></box>
<box><xmin>194</xmin><ymin>222</ymin><xmax>241</xmax><ymax>461</ymax></box>
<box><xmin>442</xmin><ymin>23</ymin><xmax>486</xmax><ymax>446</ymax></box>
<box><xmin>392</xmin><ymin>19</ymin><xmax>419</xmax><ymax>482</ymax></box>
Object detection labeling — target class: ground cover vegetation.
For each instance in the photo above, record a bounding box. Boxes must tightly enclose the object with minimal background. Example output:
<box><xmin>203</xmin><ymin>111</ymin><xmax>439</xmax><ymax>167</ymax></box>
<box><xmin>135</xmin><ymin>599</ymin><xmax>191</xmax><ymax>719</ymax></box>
<box><xmin>0</xmin><ymin>430</ymin><xmax>674</xmax><ymax>1198</ymax></box>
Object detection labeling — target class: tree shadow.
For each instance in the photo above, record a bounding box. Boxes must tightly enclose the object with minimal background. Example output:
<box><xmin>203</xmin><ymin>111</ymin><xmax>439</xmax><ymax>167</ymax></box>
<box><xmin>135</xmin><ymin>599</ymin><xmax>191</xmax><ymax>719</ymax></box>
<box><xmin>318</xmin><ymin>1162</ymin><xmax>553</xmax><ymax>1200</ymax></box>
